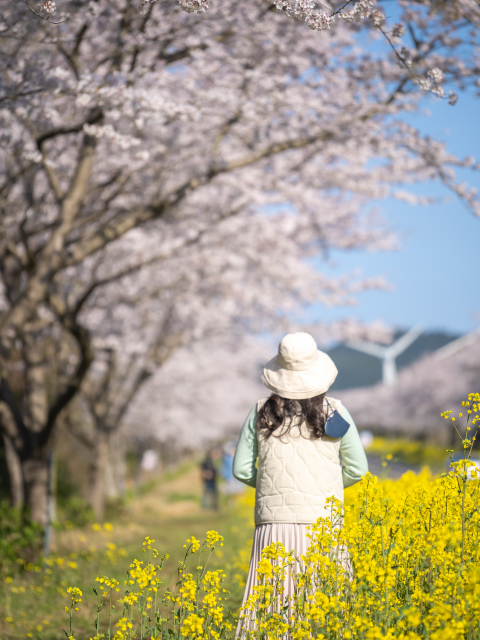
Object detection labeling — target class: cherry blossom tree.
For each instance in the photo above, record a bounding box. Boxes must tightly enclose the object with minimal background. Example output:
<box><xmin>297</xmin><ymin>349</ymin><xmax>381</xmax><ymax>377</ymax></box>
<box><xmin>1</xmin><ymin>0</ymin><xmax>479</xmax><ymax>521</ymax></box>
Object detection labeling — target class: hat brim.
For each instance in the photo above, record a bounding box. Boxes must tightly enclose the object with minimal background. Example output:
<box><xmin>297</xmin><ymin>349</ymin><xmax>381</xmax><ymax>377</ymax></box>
<box><xmin>261</xmin><ymin>350</ymin><xmax>338</xmax><ymax>400</ymax></box>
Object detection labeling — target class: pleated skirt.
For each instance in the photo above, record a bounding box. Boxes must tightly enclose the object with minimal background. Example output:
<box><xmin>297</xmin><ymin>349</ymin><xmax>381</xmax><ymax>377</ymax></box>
<box><xmin>237</xmin><ymin>522</ymin><xmax>351</xmax><ymax>638</ymax></box>
<box><xmin>241</xmin><ymin>523</ymin><xmax>310</xmax><ymax>604</ymax></box>
<box><xmin>237</xmin><ymin>523</ymin><xmax>310</xmax><ymax>636</ymax></box>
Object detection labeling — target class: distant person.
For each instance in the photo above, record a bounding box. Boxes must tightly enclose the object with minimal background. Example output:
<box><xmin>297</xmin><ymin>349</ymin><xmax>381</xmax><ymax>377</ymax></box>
<box><xmin>233</xmin><ymin>332</ymin><xmax>368</xmax><ymax>629</ymax></box>
<box><xmin>200</xmin><ymin>451</ymin><xmax>218</xmax><ymax>510</ymax></box>
<box><xmin>222</xmin><ymin>441</ymin><xmax>244</xmax><ymax>496</ymax></box>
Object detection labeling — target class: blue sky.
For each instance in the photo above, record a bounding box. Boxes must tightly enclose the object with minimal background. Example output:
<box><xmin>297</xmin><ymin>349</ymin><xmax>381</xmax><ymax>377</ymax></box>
<box><xmin>310</xmin><ymin>91</ymin><xmax>479</xmax><ymax>336</ymax></box>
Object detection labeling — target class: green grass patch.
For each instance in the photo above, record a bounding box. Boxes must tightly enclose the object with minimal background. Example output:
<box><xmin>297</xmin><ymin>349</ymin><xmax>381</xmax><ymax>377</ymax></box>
<box><xmin>166</xmin><ymin>492</ymin><xmax>199</xmax><ymax>503</ymax></box>
<box><xmin>0</xmin><ymin>472</ymin><xmax>252</xmax><ymax>640</ymax></box>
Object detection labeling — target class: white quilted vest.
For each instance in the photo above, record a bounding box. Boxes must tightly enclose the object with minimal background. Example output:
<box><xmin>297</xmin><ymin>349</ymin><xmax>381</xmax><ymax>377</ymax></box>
<box><xmin>255</xmin><ymin>396</ymin><xmax>344</xmax><ymax>525</ymax></box>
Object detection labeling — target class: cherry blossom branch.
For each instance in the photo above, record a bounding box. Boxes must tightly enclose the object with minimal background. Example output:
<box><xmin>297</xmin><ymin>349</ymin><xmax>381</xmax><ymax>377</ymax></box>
<box><xmin>36</xmin><ymin>108</ymin><xmax>103</xmax><ymax>147</ymax></box>
<box><xmin>42</xmin><ymin>300</ymin><xmax>93</xmax><ymax>448</ymax></box>
<box><xmin>56</xmin><ymin>23</ymin><xmax>90</xmax><ymax>80</ymax></box>
<box><xmin>331</xmin><ymin>0</ymin><xmax>356</xmax><ymax>16</ymax></box>
<box><xmin>0</xmin><ymin>127</ymin><xmax>100</xmax><ymax>351</ymax></box>
<box><xmin>22</xmin><ymin>0</ymin><xmax>69</xmax><ymax>24</ymax></box>
<box><xmin>377</xmin><ymin>23</ymin><xmax>458</xmax><ymax>105</ymax></box>
<box><xmin>0</xmin><ymin>89</ymin><xmax>43</xmax><ymax>105</ymax></box>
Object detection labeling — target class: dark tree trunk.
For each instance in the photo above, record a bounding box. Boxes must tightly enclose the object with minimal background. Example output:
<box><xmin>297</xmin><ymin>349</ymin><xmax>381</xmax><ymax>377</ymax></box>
<box><xmin>3</xmin><ymin>434</ymin><xmax>24</xmax><ymax>507</ymax></box>
<box><xmin>89</xmin><ymin>428</ymin><xmax>110</xmax><ymax>520</ymax></box>
<box><xmin>0</xmin><ymin>323</ymin><xmax>92</xmax><ymax>522</ymax></box>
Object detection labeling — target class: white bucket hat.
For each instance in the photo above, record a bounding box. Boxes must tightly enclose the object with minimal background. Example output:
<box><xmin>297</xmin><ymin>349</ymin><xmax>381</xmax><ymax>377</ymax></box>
<box><xmin>261</xmin><ymin>332</ymin><xmax>338</xmax><ymax>400</ymax></box>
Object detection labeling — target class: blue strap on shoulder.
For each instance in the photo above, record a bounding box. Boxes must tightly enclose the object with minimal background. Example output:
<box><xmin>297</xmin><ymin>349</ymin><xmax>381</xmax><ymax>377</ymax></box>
<box><xmin>324</xmin><ymin>399</ymin><xmax>350</xmax><ymax>438</ymax></box>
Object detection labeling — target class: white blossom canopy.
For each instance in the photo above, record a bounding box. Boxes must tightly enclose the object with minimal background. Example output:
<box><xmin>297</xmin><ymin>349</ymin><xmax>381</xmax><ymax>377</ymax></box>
<box><xmin>0</xmin><ymin>0</ymin><xmax>479</xmax><ymax>453</ymax></box>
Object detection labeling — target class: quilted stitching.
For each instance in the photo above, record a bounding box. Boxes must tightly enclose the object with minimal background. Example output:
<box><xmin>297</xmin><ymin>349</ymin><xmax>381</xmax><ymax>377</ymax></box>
<box><xmin>255</xmin><ymin>396</ymin><xmax>344</xmax><ymax>525</ymax></box>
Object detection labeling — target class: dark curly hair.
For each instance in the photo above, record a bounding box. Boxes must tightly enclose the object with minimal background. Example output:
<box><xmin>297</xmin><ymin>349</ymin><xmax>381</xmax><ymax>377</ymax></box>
<box><xmin>256</xmin><ymin>393</ymin><xmax>327</xmax><ymax>439</ymax></box>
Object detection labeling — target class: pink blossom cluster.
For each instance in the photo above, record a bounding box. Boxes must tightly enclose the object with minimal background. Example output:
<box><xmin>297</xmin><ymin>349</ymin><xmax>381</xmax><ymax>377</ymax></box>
<box><xmin>272</xmin><ymin>0</ymin><xmax>376</xmax><ymax>27</ymax></box>
<box><xmin>177</xmin><ymin>0</ymin><xmax>209</xmax><ymax>14</ymax></box>
<box><xmin>338</xmin><ymin>0</ymin><xmax>375</xmax><ymax>23</ymax></box>
<box><xmin>391</xmin><ymin>22</ymin><xmax>406</xmax><ymax>38</ymax></box>
<box><xmin>370</xmin><ymin>9</ymin><xmax>386</xmax><ymax>27</ymax></box>
<box><xmin>306</xmin><ymin>11</ymin><xmax>335</xmax><ymax>31</ymax></box>
<box><xmin>41</xmin><ymin>0</ymin><xmax>56</xmax><ymax>13</ymax></box>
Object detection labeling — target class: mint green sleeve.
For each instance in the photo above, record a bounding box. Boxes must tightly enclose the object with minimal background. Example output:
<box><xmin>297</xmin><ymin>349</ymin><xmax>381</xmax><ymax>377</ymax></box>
<box><xmin>339</xmin><ymin>405</ymin><xmax>369</xmax><ymax>488</ymax></box>
<box><xmin>233</xmin><ymin>404</ymin><xmax>258</xmax><ymax>488</ymax></box>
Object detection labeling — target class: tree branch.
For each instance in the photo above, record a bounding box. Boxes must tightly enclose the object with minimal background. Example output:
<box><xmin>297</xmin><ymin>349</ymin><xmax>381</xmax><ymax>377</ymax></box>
<box><xmin>62</xmin><ymin>410</ymin><xmax>95</xmax><ymax>450</ymax></box>
<box><xmin>62</xmin><ymin>202</ymin><xmax>167</xmax><ymax>267</ymax></box>
<box><xmin>36</xmin><ymin>107</ymin><xmax>102</xmax><ymax>148</ymax></box>
<box><xmin>0</xmin><ymin>378</ymin><xmax>32</xmax><ymax>459</ymax></box>
<box><xmin>1</xmin><ymin>117</ymin><xmax>101</xmax><ymax>351</ymax></box>
<box><xmin>21</xmin><ymin>0</ymin><xmax>69</xmax><ymax>24</ymax></box>
<box><xmin>40</xmin><ymin>311</ymin><xmax>93</xmax><ymax>449</ymax></box>
<box><xmin>0</xmin><ymin>89</ymin><xmax>43</xmax><ymax>105</ymax></box>
<box><xmin>38</xmin><ymin>154</ymin><xmax>63</xmax><ymax>202</ymax></box>
<box><xmin>57</xmin><ymin>22</ymin><xmax>89</xmax><ymax>79</ymax></box>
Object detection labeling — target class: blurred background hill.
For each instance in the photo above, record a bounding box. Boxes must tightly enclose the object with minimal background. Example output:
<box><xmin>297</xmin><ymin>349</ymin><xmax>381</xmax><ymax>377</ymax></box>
<box><xmin>336</xmin><ymin>330</ymin><xmax>480</xmax><ymax>445</ymax></box>
<box><xmin>327</xmin><ymin>330</ymin><xmax>460</xmax><ymax>391</ymax></box>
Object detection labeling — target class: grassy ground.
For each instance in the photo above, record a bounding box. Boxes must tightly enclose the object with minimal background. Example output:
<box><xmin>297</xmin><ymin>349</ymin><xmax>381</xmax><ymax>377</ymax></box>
<box><xmin>1</xmin><ymin>463</ymin><xmax>255</xmax><ymax>640</ymax></box>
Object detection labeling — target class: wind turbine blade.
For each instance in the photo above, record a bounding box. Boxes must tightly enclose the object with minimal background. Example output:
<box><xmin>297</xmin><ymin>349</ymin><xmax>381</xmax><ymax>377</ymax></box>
<box><xmin>434</xmin><ymin>328</ymin><xmax>480</xmax><ymax>361</ymax></box>
<box><xmin>387</xmin><ymin>324</ymin><xmax>424</xmax><ymax>357</ymax></box>
<box><xmin>345</xmin><ymin>340</ymin><xmax>387</xmax><ymax>359</ymax></box>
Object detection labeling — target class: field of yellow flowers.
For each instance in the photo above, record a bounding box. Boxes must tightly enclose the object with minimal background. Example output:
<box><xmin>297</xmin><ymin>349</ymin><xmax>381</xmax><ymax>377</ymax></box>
<box><xmin>240</xmin><ymin>467</ymin><xmax>480</xmax><ymax>640</ymax></box>
<box><xmin>1</xmin><ymin>394</ymin><xmax>479</xmax><ymax>640</ymax></box>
